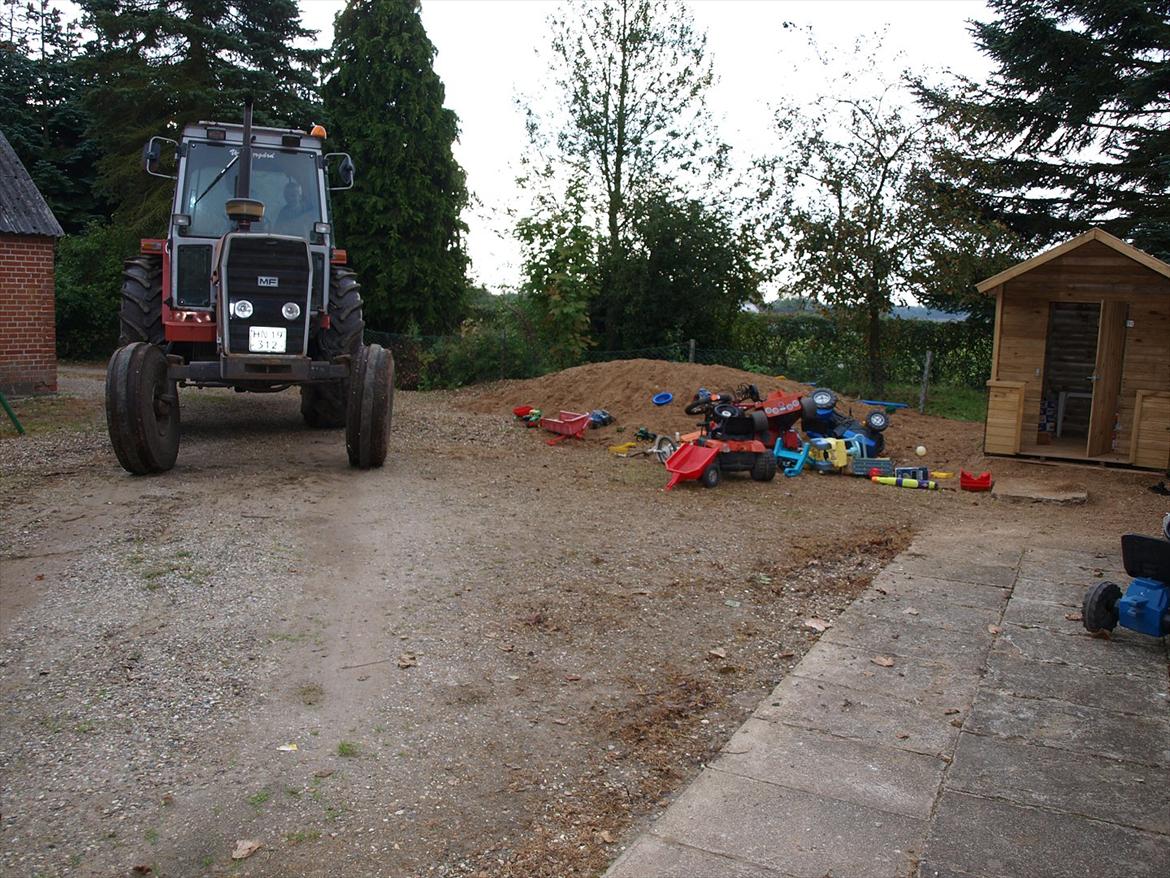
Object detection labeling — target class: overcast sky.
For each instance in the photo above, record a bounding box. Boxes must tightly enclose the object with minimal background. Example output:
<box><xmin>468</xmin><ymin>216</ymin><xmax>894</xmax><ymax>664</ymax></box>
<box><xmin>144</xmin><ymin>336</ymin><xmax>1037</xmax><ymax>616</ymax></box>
<box><xmin>303</xmin><ymin>0</ymin><xmax>995</xmax><ymax>292</ymax></box>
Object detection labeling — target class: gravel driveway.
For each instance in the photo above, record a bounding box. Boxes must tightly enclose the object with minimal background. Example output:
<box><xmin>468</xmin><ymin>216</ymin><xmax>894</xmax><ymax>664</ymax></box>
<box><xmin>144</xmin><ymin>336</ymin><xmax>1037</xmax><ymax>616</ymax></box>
<box><xmin>1</xmin><ymin>365</ymin><xmax>1162</xmax><ymax>878</ymax></box>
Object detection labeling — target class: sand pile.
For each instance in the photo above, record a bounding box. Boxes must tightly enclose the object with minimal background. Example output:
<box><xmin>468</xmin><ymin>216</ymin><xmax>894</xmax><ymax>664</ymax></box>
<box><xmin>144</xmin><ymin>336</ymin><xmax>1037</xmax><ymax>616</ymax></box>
<box><xmin>456</xmin><ymin>358</ymin><xmax>809</xmax><ymax>436</ymax></box>
<box><xmin>454</xmin><ymin>358</ymin><xmax>986</xmax><ymax>470</ymax></box>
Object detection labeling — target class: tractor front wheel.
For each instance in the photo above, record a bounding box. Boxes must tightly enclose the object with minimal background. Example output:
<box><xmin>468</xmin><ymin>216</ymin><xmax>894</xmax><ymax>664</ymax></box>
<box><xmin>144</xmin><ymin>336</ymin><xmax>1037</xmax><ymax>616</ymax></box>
<box><xmin>346</xmin><ymin>344</ymin><xmax>394</xmax><ymax>469</ymax></box>
<box><xmin>302</xmin><ymin>266</ymin><xmax>366</xmax><ymax>428</ymax></box>
<box><xmin>701</xmin><ymin>464</ymin><xmax>721</xmax><ymax>489</ymax></box>
<box><xmin>1083</xmin><ymin>581</ymin><xmax>1122</xmax><ymax>634</ymax></box>
<box><xmin>105</xmin><ymin>342</ymin><xmax>180</xmax><ymax>475</ymax></box>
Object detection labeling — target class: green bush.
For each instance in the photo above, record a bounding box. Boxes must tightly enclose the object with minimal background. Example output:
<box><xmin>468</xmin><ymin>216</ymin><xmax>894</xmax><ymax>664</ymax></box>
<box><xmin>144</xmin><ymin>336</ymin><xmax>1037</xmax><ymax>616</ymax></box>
<box><xmin>55</xmin><ymin>222</ymin><xmax>138</xmax><ymax>359</ymax></box>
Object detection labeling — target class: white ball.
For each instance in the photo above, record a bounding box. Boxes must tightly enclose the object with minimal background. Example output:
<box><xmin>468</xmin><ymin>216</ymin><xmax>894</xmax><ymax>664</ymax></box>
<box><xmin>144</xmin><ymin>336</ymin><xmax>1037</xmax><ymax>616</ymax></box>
<box><xmin>915</xmin><ymin>445</ymin><xmax>927</xmax><ymax>457</ymax></box>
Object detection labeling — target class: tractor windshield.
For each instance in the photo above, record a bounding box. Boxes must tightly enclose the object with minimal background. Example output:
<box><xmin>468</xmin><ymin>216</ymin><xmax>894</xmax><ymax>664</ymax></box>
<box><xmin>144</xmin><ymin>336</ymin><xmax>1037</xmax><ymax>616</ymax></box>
<box><xmin>180</xmin><ymin>140</ymin><xmax>322</xmax><ymax>239</ymax></box>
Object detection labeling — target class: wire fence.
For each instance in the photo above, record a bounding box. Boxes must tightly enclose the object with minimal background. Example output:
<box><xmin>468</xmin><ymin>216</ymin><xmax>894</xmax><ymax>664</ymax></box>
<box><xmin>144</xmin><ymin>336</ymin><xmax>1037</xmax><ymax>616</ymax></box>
<box><xmin>365</xmin><ymin>321</ymin><xmax>993</xmax><ymax>395</ymax></box>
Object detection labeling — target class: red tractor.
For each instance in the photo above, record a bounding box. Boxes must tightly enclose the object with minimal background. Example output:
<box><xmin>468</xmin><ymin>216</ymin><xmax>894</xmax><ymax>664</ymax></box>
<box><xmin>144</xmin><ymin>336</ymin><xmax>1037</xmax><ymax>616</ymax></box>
<box><xmin>665</xmin><ymin>384</ymin><xmax>804</xmax><ymax>489</ymax></box>
<box><xmin>105</xmin><ymin>101</ymin><xmax>392</xmax><ymax>474</ymax></box>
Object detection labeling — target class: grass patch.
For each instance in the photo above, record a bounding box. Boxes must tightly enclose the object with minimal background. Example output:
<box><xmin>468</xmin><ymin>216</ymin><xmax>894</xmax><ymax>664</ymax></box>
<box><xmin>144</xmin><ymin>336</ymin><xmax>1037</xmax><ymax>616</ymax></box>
<box><xmin>296</xmin><ymin>683</ymin><xmax>324</xmax><ymax>706</ymax></box>
<box><xmin>837</xmin><ymin>382</ymin><xmax>987</xmax><ymax>422</ymax></box>
<box><xmin>0</xmin><ymin>393</ymin><xmax>103</xmax><ymax>437</ymax></box>
<box><xmin>336</xmin><ymin>740</ymin><xmax>360</xmax><ymax>758</ymax></box>
<box><xmin>286</xmin><ymin>829</ymin><xmax>321</xmax><ymax>845</ymax></box>
<box><xmin>246</xmin><ymin>790</ymin><xmax>270</xmax><ymax>808</ymax></box>
<box><xmin>144</xmin><ymin>828</ymin><xmax>159</xmax><ymax>845</ymax></box>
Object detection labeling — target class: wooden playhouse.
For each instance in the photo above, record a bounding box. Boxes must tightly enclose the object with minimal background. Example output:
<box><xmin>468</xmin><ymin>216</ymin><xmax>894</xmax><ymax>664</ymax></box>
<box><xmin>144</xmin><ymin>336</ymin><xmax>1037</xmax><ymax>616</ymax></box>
<box><xmin>980</xmin><ymin>228</ymin><xmax>1170</xmax><ymax>470</ymax></box>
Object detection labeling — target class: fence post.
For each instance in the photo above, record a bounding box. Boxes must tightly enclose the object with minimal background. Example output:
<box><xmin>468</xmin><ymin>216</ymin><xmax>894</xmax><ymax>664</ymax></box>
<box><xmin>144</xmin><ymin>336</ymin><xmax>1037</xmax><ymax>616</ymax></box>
<box><xmin>688</xmin><ymin>338</ymin><xmax>695</xmax><ymax>363</ymax></box>
<box><xmin>918</xmin><ymin>349</ymin><xmax>933</xmax><ymax>414</ymax></box>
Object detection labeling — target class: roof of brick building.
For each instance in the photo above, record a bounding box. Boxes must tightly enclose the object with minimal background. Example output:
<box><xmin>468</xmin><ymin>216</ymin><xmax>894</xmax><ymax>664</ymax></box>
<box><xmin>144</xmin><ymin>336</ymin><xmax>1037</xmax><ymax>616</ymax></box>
<box><xmin>0</xmin><ymin>131</ymin><xmax>64</xmax><ymax>238</ymax></box>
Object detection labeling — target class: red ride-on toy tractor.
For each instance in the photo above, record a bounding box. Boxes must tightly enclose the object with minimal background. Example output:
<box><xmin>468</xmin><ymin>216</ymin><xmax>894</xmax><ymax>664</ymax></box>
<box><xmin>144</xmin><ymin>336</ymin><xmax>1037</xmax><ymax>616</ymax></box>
<box><xmin>664</xmin><ymin>384</ymin><xmax>804</xmax><ymax>489</ymax></box>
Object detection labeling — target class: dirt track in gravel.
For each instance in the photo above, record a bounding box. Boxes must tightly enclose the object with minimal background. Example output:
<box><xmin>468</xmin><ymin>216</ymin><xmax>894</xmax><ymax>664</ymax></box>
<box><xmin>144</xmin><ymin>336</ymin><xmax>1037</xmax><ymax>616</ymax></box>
<box><xmin>1</xmin><ymin>363</ymin><xmax>1165</xmax><ymax>878</ymax></box>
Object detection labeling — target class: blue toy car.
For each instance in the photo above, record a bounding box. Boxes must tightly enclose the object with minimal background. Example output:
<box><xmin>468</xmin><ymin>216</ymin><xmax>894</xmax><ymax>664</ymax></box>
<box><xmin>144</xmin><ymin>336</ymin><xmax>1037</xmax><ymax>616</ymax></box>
<box><xmin>800</xmin><ymin>388</ymin><xmax>889</xmax><ymax>457</ymax></box>
<box><xmin>1083</xmin><ymin>515</ymin><xmax>1170</xmax><ymax>639</ymax></box>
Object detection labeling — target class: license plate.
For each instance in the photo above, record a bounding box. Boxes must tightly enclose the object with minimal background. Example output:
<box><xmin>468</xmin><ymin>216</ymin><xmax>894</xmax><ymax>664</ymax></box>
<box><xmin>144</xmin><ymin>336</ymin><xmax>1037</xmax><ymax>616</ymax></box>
<box><xmin>248</xmin><ymin>326</ymin><xmax>286</xmax><ymax>353</ymax></box>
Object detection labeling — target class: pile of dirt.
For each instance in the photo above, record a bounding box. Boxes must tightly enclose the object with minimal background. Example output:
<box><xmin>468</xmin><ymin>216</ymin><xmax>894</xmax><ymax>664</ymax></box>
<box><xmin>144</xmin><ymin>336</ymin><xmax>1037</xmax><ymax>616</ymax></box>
<box><xmin>455</xmin><ymin>358</ymin><xmax>986</xmax><ymax>471</ymax></box>
<box><xmin>458</xmin><ymin>359</ymin><xmax>807</xmax><ymax>436</ymax></box>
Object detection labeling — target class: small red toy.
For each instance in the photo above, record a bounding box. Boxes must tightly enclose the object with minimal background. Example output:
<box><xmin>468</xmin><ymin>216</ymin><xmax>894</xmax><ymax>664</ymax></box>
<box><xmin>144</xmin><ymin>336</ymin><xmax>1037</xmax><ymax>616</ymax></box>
<box><xmin>539</xmin><ymin>410</ymin><xmax>590</xmax><ymax>445</ymax></box>
<box><xmin>960</xmin><ymin>470</ymin><xmax>994</xmax><ymax>492</ymax></box>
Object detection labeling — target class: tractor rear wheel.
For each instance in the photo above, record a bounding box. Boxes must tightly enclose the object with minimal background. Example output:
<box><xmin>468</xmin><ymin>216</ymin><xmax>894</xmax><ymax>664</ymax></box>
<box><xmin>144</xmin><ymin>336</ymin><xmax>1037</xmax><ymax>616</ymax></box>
<box><xmin>106</xmin><ymin>342</ymin><xmax>180</xmax><ymax>475</ymax></box>
<box><xmin>750</xmin><ymin>451</ymin><xmax>777</xmax><ymax>482</ymax></box>
<box><xmin>701</xmin><ymin>464</ymin><xmax>721</xmax><ymax>489</ymax></box>
<box><xmin>301</xmin><ymin>266</ymin><xmax>365</xmax><ymax>427</ymax></box>
<box><xmin>346</xmin><ymin>343</ymin><xmax>394</xmax><ymax>469</ymax></box>
<box><xmin>119</xmin><ymin>255</ymin><xmax>164</xmax><ymax>347</ymax></box>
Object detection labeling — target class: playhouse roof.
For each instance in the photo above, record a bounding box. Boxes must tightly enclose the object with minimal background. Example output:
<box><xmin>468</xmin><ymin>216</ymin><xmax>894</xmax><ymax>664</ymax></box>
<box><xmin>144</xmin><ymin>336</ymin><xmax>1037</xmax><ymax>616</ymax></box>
<box><xmin>0</xmin><ymin>132</ymin><xmax>64</xmax><ymax>239</ymax></box>
<box><xmin>976</xmin><ymin>227</ymin><xmax>1170</xmax><ymax>294</ymax></box>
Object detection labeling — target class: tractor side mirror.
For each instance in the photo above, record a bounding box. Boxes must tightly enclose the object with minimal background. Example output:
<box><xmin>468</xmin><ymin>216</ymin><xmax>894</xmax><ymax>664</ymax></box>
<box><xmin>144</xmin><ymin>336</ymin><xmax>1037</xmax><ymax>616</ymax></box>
<box><xmin>143</xmin><ymin>136</ymin><xmax>178</xmax><ymax>179</ymax></box>
<box><xmin>326</xmin><ymin>152</ymin><xmax>355</xmax><ymax>190</ymax></box>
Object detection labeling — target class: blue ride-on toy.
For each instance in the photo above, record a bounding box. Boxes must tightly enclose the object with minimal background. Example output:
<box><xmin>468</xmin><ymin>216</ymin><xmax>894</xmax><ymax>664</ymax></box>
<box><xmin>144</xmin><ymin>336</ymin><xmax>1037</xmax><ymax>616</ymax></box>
<box><xmin>1082</xmin><ymin>515</ymin><xmax>1170</xmax><ymax>639</ymax></box>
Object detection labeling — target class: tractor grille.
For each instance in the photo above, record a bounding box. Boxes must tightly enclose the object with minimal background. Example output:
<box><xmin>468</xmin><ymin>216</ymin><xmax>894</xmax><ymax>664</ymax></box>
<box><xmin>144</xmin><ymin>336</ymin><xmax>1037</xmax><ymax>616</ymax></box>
<box><xmin>222</xmin><ymin>235</ymin><xmax>312</xmax><ymax>355</ymax></box>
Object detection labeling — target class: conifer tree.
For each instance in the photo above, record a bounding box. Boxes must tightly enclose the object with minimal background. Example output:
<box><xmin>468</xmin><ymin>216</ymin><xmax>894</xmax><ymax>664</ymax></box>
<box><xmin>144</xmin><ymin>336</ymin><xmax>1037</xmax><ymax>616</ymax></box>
<box><xmin>918</xmin><ymin>0</ymin><xmax>1170</xmax><ymax>256</ymax></box>
<box><xmin>323</xmin><ymin>0</ymin><xmax>469</xmax><ymax>334</ymax></box>
<box><xmin>78</xmin><ymin>0</ymin><xmax>324</xmax><ymax>235</ymax></box>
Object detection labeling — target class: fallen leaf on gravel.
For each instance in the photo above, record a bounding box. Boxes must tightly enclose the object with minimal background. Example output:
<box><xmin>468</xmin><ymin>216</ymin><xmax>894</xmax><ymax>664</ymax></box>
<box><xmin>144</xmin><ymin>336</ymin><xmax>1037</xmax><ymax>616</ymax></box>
<box><xmin>397</xmin><ymin>653</ymin><xmax>417</xmax><ymax>669</ymax></box>
<box><xmin>803</xmin><ymin>618</ymin><xmax>832</xmax><ymax>632</ymax></box>
<box><xmin>314</xmin><ymin>768</ymin><xmax>334</xmax><ymax>779</ymax></box>
<box><xmin>276</xmin><ymin>743</ymin><xmax>298</xmax><ymax>752</ymax></box>
<box><xmin>630</xmin><ymin>589</ymin><xmax>650</xmax><ymax>596</ymax></box>
<box><xmin>778</xmin><ymin>650</ymin><xmax>795</xmax><ymax>658</ymax></box>
<box><xmin>132</xmin><ymin>866</ymin><xmax>152</xmax><ymax>875</ymax></box>
<box><xmin>870</xmin><ymin>656</ymin><xmax>895</xmax><ymax>667</ymax></box>
<box><xmin>35</xmin><ymin>574</ymin><xmax>44</xmax><ymax>581</ymax></box>
<box><xmin>598</xmin><ymin>830</ymin><xmax>616</xmax><ymax>844</ymax></box>
<box><xmin>707</xmin><ymin>648</ymin><xmax>727</xmax><ymax>660</ymax></box>
<box><xmin>903</xmin><ymin>607</ymin><xmax>920</xmax><ymax>616</ymax></box>
<box><xmin>875</xmin><ymin>587</ymin><xmax>888</xmax><ymax>595</ymax></box>
<box><xmin>564</xmin><ymin>674</ymin><xmax>581</xmax><ymax>681</ymax></box>
<box><xmin>1064</xmin><ymin>612</ymin><xmax>1083</xmax><ymax>622</ymax></box>
<box><xmin>231</xmin><ymin>839</ymin><xmax>261</xmax><ymax>860</ymax></box>
<box><xmin>987</xmin><ymin>624</ymin><xmax>1002</xmax><ymax>635</ymax></box>
<box><xmin>724</xmin><ymin>599</ymin><xmax>742</xmax><ymax>608</ymax></box>
<box><xmin>950</xmin><ymin>718</ymin><xmax>964</xmax><ymax>728</ymax></box>
<box><xmin>551</xmin><ymin>718</ymin><xmax>569</xmax><ymax>726</ymax></box>
<box><xmin>944</xmin><ymin>708</ymin><xmax>960</xmax><ymax>715</ymax></box>
<box><xmin>895</xmin><ymin>732</ymin><xmax>910</xmax><ymax>740</ymax></box>
<box><xmin>499</xmin><ymin>644</ymin><xmax>515</xmax><ymax>652</ymax></box>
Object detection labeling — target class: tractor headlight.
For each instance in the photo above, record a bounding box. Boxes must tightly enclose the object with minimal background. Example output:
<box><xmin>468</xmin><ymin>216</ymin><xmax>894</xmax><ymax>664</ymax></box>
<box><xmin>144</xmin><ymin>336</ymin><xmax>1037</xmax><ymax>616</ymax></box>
<box><xmin>282</xmin><ymin>302</ymin><xmax>301</xmax><ymax>320</ymax></box>
<box><xmin>232</xmin><ymin>299</ymin><xmax>254</xmax><ymax>319</ymax></box>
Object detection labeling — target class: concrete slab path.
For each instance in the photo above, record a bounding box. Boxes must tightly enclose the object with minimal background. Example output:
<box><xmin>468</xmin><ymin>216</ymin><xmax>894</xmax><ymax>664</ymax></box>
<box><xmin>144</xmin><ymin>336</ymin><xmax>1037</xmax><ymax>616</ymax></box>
<box><xmin>605</xmin><ymin>533</ymin><xmax>1170</xmax><ymax>878</ymax></box>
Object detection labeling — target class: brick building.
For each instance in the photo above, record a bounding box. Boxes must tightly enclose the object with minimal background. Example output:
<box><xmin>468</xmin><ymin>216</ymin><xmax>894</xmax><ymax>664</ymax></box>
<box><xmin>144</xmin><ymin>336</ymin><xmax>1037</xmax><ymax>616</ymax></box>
<box><xmin>0</xmin><ymin>132</ymin><xmax>64</xmax><ymax>396</ymax></box>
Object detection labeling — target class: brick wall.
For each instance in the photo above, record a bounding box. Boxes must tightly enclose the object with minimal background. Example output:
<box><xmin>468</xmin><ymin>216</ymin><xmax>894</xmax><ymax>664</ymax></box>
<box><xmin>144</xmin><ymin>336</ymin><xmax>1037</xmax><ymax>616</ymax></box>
<box><xmin>0</xmin><ymin>234</ymin><xmax>58</xmax><ymax>395</ymax></box>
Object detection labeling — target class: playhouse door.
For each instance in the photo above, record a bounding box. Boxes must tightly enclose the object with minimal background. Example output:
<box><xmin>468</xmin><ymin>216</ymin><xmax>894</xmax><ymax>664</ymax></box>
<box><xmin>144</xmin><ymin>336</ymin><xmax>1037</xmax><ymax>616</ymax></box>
<box><xmin>1086</xmin><ymin>301</ymin><xmax>1129</xmax><ymax>457</ymax></box>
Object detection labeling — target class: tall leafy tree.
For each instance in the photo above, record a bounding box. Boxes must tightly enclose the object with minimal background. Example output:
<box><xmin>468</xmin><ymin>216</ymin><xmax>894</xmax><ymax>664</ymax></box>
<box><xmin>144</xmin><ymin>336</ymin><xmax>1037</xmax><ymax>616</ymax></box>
<box><xmin>762</xmin><ymin>84</ymin><xmax>1017</xmax><ymax>392</ymax></box>
<box><xmin>78</xmin><ymin>0</ymin><xmax>324</xmax><ymax>236</ymax></box>
<box><xmin>0</xmin><ymin>0</ymin><xmax>100</xmax><ymax>232</ymax></box>
<box><xmin>521</xmin><ymin>0</ymin><xmax>724</xmax><ymax>348</ymax></box>
<box><xmin>917</xmin><ymin>0</ymin><xmax>1170</xmax><ymax>257</ymax></box>
<box><xmin>323</xmin><ymin>0</ymin><xmax>469</xmax><ymax>334</ymax></box>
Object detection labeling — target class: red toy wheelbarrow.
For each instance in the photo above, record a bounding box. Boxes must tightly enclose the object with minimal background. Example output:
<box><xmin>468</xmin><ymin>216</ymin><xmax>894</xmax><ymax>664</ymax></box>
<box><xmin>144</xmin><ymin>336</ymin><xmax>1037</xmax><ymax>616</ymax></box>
<box><xmin>539</xmin><ymin>410</ymin><xmax>591</xmax><ymax>445</ymax></box>
<box><xmin>664</xmin><ymin>443</ymin><xmax>721</xmax><ymax>490</ymax></box>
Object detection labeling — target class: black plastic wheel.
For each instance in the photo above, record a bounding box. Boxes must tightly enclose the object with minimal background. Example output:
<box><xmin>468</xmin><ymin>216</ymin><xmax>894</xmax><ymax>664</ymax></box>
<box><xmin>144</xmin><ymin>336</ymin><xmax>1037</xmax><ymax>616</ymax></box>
<box><xmin>750</xmin><ymin>452</ymin><xmax>777</xmax><ymax>482</ymax></box>
<box><xmin>105</xmin><ymin>342</ymin><xmax>180</xmax><ymax>475</ymax></box>
<box><xmin>1082</xmin><ymin>581</ymin><xmax>1122</xmax><ymax>633</ymax></box>
<box><xmin>302</xmin><ymin>266</ymin><xmax>366</xmax><ymax>428</ymax></box>
<box><xmin>701</xmin><ymin>464</ymin><xmax>721</xmax><ymax>489</ymax></box>
<box><xmin>811</xmin><ymin>388</ymin><xmax>837</xmax><ymax>410</ymax></box>
<box><xmin>118</xmin><ymin>255</ymin><xmax>164</xmax><ymax>347</ymax></box>
<box><xmin>346</xmin><ymin>343</ymin><xmax>394</xmax><ymax>469</ymax></box>
<box><xmin>685</xmin><ymin>397</ymin><xmax>712</xmax><ymax>416</ymax></box>
<box><xmin>866</xmin><ymin>410</ymin><xmax>889</xmax><ymax>432</ymax></box>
